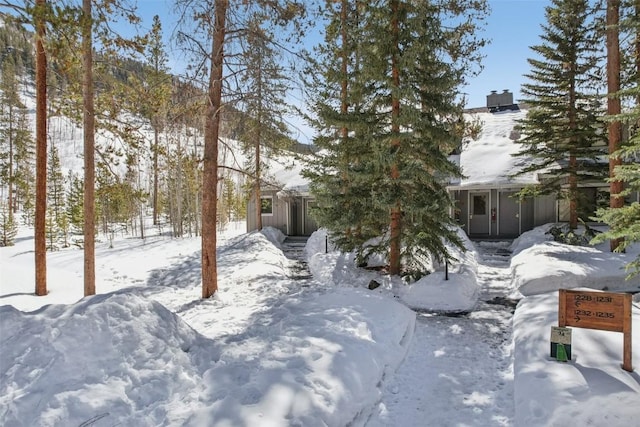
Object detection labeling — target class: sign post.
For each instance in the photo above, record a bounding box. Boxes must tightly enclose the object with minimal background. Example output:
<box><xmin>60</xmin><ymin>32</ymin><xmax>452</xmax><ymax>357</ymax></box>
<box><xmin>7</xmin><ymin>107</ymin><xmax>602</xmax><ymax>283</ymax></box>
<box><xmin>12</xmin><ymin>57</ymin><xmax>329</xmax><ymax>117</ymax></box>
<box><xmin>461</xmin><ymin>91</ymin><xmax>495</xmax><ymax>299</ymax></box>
<box><xmin>558</xmin><ymin>289</ymin><xmax>633</xmax><ymax>372</ymax></box>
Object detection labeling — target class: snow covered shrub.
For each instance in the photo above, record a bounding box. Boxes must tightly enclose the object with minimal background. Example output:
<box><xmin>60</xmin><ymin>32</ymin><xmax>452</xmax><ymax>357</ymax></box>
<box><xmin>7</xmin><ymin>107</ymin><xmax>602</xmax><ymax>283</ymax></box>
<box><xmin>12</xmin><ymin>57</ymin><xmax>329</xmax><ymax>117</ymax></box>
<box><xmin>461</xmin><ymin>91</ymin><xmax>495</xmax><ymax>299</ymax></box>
<box><xmin>546</xmin><ymin>220</ymin><xmax>600</xmax><ymax>246</ymax></box>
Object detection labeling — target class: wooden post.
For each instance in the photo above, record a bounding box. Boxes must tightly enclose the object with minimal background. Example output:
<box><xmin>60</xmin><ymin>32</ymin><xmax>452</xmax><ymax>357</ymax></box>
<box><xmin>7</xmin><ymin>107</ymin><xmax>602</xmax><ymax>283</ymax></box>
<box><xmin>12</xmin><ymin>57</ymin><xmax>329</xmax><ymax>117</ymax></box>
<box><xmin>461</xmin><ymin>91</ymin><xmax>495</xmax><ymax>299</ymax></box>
<box><xmin>623</xmin><ymin>293</ymin><xmax>632</xmax><ymax>372</ymax></box>
<box><xmin>559</xmin><ymin>289</ymin><xmax>567</xmax><ymax>327</ymax></box>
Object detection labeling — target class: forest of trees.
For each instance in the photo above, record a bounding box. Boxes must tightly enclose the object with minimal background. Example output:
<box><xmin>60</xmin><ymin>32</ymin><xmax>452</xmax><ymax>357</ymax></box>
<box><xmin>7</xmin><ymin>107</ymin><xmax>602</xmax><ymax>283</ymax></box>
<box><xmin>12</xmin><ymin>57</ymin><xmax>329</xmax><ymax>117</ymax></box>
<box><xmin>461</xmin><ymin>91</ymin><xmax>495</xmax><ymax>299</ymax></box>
<box><xmin>303</xmin><ymin>0</ymin><xmax>488</xmax><ymax>277</ymax></box>
<box><xmin>0</xmin><ymin>8</ymin><xmax>252</xmax><ymax>245</ymax></box>
<box><xmin>510</xmin><ymin>0</ymin><xmax>639</xmax><ymax>276</ymax></box>
<box><xmin>0</xmin><ymin>0</ymin><xmax>638</xmax><ymax>297</ymax></box>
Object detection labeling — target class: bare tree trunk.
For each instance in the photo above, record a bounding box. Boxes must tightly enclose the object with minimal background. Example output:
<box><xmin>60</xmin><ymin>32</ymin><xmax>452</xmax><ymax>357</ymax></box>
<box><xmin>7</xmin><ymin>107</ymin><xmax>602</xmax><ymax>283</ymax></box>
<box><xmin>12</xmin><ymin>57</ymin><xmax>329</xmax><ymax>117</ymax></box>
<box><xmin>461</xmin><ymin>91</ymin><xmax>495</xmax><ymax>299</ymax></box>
<box><xmin>8</xmin><ymin>107</ymin><xmax>14</xmax><ymax>213</ymax></box>
<box><xmin>202</xmin><ymin>0</ymin><xmax>227</xmax><ymax>299</ymax></box>
<box><xmin>83</xmin><ymin>0</ymin><xmax>96</xmax><ymax>296</ymax></box>
<box><xmin>340</xmin><ymin>0</ymin><xmax>351</xmax><ymax>240</ymax></box>
<box><xmin>255</xmin><ymin>56</ymin><xmax>263</xmax><ymax>231</ymax></box>
<box><xmin>138</xmin><ymin>158</ymin><xmax>145</xmax><ymax>239</ymax></box>
<box><xmin>153</xmin><ymin>128</ymin><xmax>159</xmax><ymax>225</ymax></box>
<box><xmin>192</xmin><ymin>131</ymin><xmax>200</xmax><ymax>236</ymax></box>
<box><xmin>389</xmin><ymin>0</ymin><xmax>402</xmax><ymax>276</ymax></box>
<box><xmin>340</xmin><ymin>0</ymin><xmax>348</xmax><ymax>143</ymax></box>
<box><xmin>568</xmin><ymin>152</ymin><xmax>578</xmax><ymax>229</ymax></box>
<box><xmin>567</xmin><ymin>58</ymin><xmax>578</xmax><ymax>230</ymax></box>
<box><xmin>607</xmin><ymin>0</ymin><xmax>623</xmax><ymax>251</ymax></box>
<box><xmin>176</xmin><ymin>136</ymin><xmax>183</xmax><ymax>237</ymax></box>
<box><xmin>34</xmin><ymin>0</ymin><xmax>47</xmax><ymax>296</ymax></box>
<box><xmin>254</xmin><ymin>158</ymin><xmax>262</xmax><ymax>230</ymax></box>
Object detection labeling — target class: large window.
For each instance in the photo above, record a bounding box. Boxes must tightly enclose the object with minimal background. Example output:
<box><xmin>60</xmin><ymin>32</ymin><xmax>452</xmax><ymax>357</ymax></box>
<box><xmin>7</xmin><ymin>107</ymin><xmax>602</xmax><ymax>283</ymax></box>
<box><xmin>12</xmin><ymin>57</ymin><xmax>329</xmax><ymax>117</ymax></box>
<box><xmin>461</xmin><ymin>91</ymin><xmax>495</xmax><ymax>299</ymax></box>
<box><xmin>260</xmin><ymin>197</ymin><xmax>273</xmax><ymax>215</ymax></box>
<box><xmin>473</xmin><ymin>195</ymin><xmax>487</xmax><ymax>215</ymax></box>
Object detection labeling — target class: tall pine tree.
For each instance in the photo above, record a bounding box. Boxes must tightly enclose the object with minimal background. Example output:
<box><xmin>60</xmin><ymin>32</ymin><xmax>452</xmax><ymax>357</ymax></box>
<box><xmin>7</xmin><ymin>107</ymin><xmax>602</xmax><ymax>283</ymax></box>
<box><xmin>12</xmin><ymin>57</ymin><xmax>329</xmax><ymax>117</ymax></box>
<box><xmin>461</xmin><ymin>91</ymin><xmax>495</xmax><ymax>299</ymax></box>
<box><xmin>0</xmin><ymin>202</ymin><xmax>18</xmax><ymax>247</ymax></box>
<box><xmin>513</xmin><ymin>0</ymin><xmax>608</xmax><ymax>230</ymax></box>
<box><xmin>46</xmin><ymin>142</ymin><xmax>66</xmax><ymax>245</ymax></box>
<box><xmin>34</xmin><ymin>0</ymin><xmax>48</xmax><ymax>296</ymax></box>
<box><xmin>591</xmin><ymin>0</ymin><xmax>640</xmax><ymax>275</ymax></box>
<box><xmin>140</xmin><ymin>15</ymin><xmax>171</xmax><ymax>227</ymax></box>
<box><xmin>66</xmin><ymin>171</ymin><xmax>84</xmax><ymax>236</ymax></box>
<box><xmin>305</xmin><ymin>0</ymin><xmax>488</xmax><ymax>276</ymax></box>
<box><xmin>0</xmin><ymin>58</ymin><xmax>24</xmax><ymax>214</ymax></box>
<box><xmin>238</xmin><ymin>17</ymin><xmax>294</xmax><ymax>231</ymax></box>
<box><xmin>175</xmin><ymin>0</ymin><xmax>308</xmax><ymax>298</ymax></box>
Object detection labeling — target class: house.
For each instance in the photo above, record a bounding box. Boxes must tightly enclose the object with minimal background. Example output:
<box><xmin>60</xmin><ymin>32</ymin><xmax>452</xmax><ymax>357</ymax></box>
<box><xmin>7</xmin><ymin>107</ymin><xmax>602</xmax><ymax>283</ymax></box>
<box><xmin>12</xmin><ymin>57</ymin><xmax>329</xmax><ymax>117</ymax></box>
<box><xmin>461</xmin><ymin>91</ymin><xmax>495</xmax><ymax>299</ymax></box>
<box><xmin>245</xmin><ymin>156</ymin><xmax>318</xmax><ymax>237</ymax></box>
<box><xmin>448</xmin><ymin>90</ymin><xmax>613</xmax><ymax>239</ymax></box>
<box><xmin>247</xmin><ymin>90</ymin><xmax>624</xmax><ymax>239</ymax></box>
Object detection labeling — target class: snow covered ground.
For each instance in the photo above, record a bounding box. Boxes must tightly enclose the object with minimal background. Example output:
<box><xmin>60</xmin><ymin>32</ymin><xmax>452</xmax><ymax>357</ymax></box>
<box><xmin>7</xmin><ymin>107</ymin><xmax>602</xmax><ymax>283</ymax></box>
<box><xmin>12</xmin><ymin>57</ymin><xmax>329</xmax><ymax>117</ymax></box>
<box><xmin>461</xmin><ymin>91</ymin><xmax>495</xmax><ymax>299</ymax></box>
<box><xmin>1</xmin><ymin>222</ymin><xmax>640</xmax><ymax>426</ymax></box>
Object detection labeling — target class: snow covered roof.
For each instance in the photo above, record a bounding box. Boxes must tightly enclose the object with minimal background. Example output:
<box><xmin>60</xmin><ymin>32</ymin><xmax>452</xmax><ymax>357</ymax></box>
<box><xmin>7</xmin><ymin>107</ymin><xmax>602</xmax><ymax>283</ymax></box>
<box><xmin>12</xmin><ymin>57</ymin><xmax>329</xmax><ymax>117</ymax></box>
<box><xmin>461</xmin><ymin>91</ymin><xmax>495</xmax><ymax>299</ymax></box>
<box><xmin>267</xmin><ymin>108</ymin><xmax>539</xmax><ymax>195</ymax></box>
<box><xmin>449</xmin><ymin>107</ymin><xmax>539</xmax><ymax>190</ymax></box>
<box><xmin>273</xmin><ymin>160</ymin><xmax>309</xmax><ymax>193</ymax></box>
<box><xmin>258</xmin><ymin>153</ymin><xmax>311</xmax><ymax>198</ymax></box>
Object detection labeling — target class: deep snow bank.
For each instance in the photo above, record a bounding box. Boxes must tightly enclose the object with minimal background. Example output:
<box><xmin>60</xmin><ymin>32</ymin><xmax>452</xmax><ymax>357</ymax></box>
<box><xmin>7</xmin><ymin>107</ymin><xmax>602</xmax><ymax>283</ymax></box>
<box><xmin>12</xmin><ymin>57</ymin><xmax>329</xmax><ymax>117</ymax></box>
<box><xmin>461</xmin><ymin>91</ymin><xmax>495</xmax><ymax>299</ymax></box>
<box><xmin>510</xmin><ymin>225</ymin><xmax>640</xmax><ymax>296</ymax></box>
<box><xmin>305</xmin><ymin>228</ymin><xmax>479</xmax><ymax>312</ymax></box>
<box><xmin>1</xmin><ymin>228</ymin><xmax>416</xmax><ymax>427</ymax></box>
<box><xmin>513</xmin><ymin>291</ymin><xmax>640</xmax><ymax>426</ymax></box>
<box><xmin>0</xmin><ymin>293</ymin><xmax>215</xmax><ymax>426</ymax></box>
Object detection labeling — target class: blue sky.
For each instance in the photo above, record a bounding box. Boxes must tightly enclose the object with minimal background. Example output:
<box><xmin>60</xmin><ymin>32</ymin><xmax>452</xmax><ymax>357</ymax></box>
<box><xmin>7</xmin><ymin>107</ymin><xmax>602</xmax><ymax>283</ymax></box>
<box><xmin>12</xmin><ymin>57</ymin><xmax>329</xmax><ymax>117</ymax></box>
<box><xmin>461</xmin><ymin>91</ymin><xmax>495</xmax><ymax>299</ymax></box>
<box><xmin>471</xmin><ymin>0</ymin><xmax>549</xmax><ymax>108</ymax></box>
<box><xmin>134</xmin><ymin>0</ymin><xmax>550</xmax><ymax>108</ymax></box>
<box><xmin>133</xmin><ymin>0</ymin><xmax>550</xmax><ymax>139</ymax></box>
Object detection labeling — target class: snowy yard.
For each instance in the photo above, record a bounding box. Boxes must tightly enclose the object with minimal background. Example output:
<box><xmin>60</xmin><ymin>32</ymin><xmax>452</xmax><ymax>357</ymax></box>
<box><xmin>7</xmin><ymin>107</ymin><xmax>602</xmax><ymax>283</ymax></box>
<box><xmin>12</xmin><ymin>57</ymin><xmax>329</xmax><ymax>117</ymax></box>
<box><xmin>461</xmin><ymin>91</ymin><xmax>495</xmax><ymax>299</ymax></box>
<box><xmin>1</xmin><ymin>223</ymin><xmax>640</xmax><ymax>426</ymax></box>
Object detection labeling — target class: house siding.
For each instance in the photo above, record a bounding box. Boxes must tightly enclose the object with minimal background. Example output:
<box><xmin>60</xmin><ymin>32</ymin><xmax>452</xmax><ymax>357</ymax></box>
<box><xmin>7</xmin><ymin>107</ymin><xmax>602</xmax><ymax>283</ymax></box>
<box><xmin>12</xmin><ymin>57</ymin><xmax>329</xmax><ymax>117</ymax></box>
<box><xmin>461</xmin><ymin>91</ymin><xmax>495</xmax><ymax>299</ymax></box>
<box><xmin>246</xmin><ymin>190</ymin><xmax>289</xmax><ymax>235</ymax></box>
<box><xmin>534</xmin><ymin>194</ymin><xmax>557</xmax><ymax>226</ymax></box>
<box><xmin>452</xmin><ymin>188</ymin><xmax>551</xmax><ymax>239</ymax></box>
<box><xmin>246</xmin><ymin>191</ymin><xmax>318</xmax><ymax>236</ymax></box>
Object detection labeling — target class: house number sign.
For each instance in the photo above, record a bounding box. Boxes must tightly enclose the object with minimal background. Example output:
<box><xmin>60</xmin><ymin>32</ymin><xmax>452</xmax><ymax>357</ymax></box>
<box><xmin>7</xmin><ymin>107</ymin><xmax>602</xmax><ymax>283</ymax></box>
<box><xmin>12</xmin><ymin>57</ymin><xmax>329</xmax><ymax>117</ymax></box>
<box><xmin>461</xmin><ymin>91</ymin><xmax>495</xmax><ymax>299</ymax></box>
<box><xmin>558</xmin><ymin>289</ymin><xmax>633</xmax><ymax>372</ymax></box>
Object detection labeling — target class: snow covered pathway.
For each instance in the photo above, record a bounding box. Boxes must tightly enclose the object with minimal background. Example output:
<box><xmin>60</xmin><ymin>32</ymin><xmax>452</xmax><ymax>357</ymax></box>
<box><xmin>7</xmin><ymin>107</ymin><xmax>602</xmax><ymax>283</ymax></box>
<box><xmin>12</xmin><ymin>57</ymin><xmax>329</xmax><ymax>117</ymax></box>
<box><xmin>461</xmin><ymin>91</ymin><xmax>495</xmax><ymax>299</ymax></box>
<box><xmin>366</xmin><ymin>241</ymin><xmax>516</xmax><ymax>427</ymax></box>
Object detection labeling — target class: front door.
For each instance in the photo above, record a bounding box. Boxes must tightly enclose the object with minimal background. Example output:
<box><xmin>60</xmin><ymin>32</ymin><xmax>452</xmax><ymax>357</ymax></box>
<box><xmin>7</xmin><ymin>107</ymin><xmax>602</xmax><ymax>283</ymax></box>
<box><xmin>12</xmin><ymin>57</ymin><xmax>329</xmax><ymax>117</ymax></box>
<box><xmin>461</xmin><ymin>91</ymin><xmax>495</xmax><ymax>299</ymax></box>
<box><xmin>469</xmin><ymin>192</ymin><xmax>490</xmax><ymax>235</ymax></box>
<box><xmin>499</xmin><ymin>191</ymin><xmax>520</xmax><ymax>237</ymax></box>
<box><xmin>304</xmin><ymin>200</ymin><xmax>318</xmax><ymax>236</ymax></box>
<box><xmin>289</xmin><ymin>200</ymin><xmax>299</xmax><ymax>235</ymax></box>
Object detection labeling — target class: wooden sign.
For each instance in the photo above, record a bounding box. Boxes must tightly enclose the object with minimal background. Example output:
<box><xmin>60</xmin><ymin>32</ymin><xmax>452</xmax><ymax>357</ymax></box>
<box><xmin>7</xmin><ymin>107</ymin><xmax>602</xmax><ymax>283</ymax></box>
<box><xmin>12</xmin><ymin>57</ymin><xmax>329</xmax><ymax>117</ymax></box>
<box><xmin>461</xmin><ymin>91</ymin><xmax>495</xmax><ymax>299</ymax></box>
<box><xmin>558</xmin><ymin>289</ymin><xmax>632</xmax><ymax>372</ymax></box>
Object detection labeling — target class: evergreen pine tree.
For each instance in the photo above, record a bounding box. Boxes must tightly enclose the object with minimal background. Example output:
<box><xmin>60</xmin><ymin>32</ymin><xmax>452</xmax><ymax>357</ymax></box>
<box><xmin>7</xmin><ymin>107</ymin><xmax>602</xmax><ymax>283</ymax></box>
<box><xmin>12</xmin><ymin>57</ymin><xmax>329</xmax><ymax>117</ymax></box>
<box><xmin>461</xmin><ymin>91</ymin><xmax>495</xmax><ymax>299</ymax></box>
<box><xmin>0</xmin><ymin>20</ymin><xmax>37</xmax><ymax>224</ymax></box>
<box><xmin>0</xmin><ymin>202</ymin><xmax>18</xmax><ymax>247</ymax></box>
<box><xmin>0</xmin><ymin>58</ymin><xmax>24</xmax><ymax>214</ymax></box>
<box><xmin>34</xmin><ymin>0</ymin><xmax>49</xmax><ymax>296</ymax></box>
<box><xmin>591</xmin><ymin>1</ymin><xmax>640</xmax><ymax>275</ymax></box>
<box><xmin>123</xmin><ymin>153</ymin><xmax>147</xmax><ymax>238</ymax></box>
<box><xmin>176</xmin><ymin>0</ymin><xmax>308</xmax><ymax>298</ymax></box>
<box><xmin>45</xmin><ymin>205</ymin><xmax>59</xmax><ymax>251</ymax></box>
<box><xmin>590</xmin><ymin>98</ymin><xmax>640</xmax><ymax>276</ymax></box>
<box><xmin>140</xmin><ymin>15</ymin><xmax>171</xmax><ymax>227</ymax></box>
<box><xmin>513</xmin><ymin>0</ymin><xmax>608</xmax><ymax>229</ymax></box>
<box><xmin>238</xmin><ymin>16</ymin><xmax>294</xmax><ymax>231</ymax></box>
<box><xmin>66</xmin><ymin>171</ymin><xmax>84</xmax><ymax>235</ymax></box>
<box><xmin>46</xmin><ymin>143</ymin><xmax>67</xmax><ymax>248</ymax></box>
<box><xmin>305</xmin><ymin>0</ymin><xmax>488</xmax><ymax>276</ymax></box>
<box><xmin>13</xmin><ymin>106</ymin><xmax>35</xmax><ymax>217</ymax></box>
<box><xmin>46</xmin><ymin>144</ymin><xmax>65</xmax><ymax>227</ymax></box>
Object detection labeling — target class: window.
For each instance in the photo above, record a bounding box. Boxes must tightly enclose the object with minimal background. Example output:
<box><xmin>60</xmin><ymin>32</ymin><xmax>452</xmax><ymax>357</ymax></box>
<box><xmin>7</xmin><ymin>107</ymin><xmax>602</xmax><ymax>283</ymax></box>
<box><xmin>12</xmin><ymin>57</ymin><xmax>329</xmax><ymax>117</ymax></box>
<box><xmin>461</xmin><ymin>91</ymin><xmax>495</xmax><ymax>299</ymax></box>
<box><xmin>473</xmin><ymin>195</ymin><xmax>486</xmax><ymax>215</ymax></box>
<box><xmin>260</xmin><ymin>197</ymin><xmax>273</xmax><ymax>215</ymax></box>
